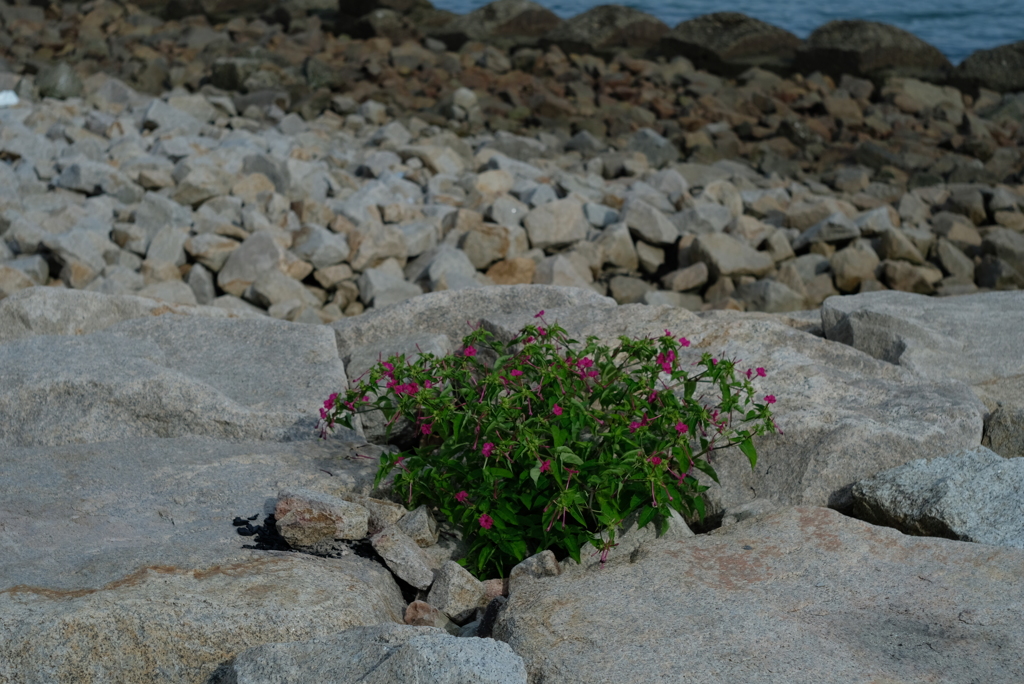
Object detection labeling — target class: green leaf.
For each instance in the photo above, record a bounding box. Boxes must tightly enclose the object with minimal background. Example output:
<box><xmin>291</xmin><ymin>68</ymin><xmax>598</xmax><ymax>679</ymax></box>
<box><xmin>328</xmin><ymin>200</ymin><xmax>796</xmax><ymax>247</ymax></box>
<box><xmin>557</xmin><ymin>448</ymin><xmax>584</xmax><ymax>466</ymax></box>
<box><xmin>693</xmin><ymin>459</ymin><xmax>720</xmax><ymax>484</ymax></box>
<box><xmin>637</xmin><ymin>504</ymin><xmax>657</xmax><ymax>530</ymax></box>
<box><xmin>739</xmin><ymin>438</ymin><xmax>758</xmax><ymax>470</ymax></box>
<box><xmin>485</xmin><ymin>467</ymin><xmax>514</xmax><ymax>478</ymax></box>
<box><xmin>529</xmin><ymin>465</ymin><xmax>541</xmax><ymax>485</ymax></box>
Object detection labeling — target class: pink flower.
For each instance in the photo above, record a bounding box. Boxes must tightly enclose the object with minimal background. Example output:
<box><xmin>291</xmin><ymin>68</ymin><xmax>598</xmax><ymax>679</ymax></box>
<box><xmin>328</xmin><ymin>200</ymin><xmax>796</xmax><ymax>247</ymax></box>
<box><xmin>647</xmin><ymin>392</ymin><xmax>658</xmax><ymax>403</ymax></box>
<box><xmin>382</xmin><ymin>362</ymin><xmax>394</xmax><ymax>373</ymax></box>
<box><xmin>510</xmin><ymin>369</ymin><xmax>524</xmax><ymax>377</ymax></box>
<box><xmin>535</xmin><ymin>310</ymin><xmax>545</xmax><ymax>318</ymax></box>
<box><xmin>537</xmin><ymin>327</ymin><xmax>547</xmax><ymax>336</ymax></box>
<box><xmin>675</xmin><ymin>422</ymin><xmax>688</xmax><ymax>434</ymax></box>
<box><xmin>420</xmin><ymin>423</ymin><xmax>433</xmax><ymax>435</ymax></box>
<box><xmin>525</xmin><ymin>336</ymin><xmax>535</xmax><ymax>343</ymax></box>
<box><xmin>650</xmin><ymin>456</ymin><xmax>662</xmax><ymax>466</ymax></box>
<box><xmin>664</xmin><ymin>329</ymin><xmax>672</xmax><ymax>337</ymax></box>
<box><xmin>362</xmin><ymin>395</ymin><xmax>370</xmax><ymax>402</ymax></box>
<box><xmin>540</xmin><ymin>459</ymin><xmax>551</xmax><ymax>473</ymax></box>
<box><xmin>464</xmin><ymin>346</ymin><xmax>477</xmax><ymax>357</ymax></box>
<box><xmin>576</xmin><ymin>357</ymin><xmax>593</xmax><ymax>369</ymax></box>
<box><xmin>424</xmin><ymin>381</ymin><xmax>433</xmax><ymax>389</ymax></box>
<box><xmin>765</xmin><ymin>395</ymin><xmax>776</xmax><ymax>404</ymax></box>
<box><xmin>745</xmin><ymin>368</ymin><xmax>753</xmax><ymax>379</ymax></box>
<box><xmin>552</xmin><ymin>404</ymin><xmax>563</xmax><ymax>416</ymax></box>
<box><xmin>656</xmin><ymin>350</ymin><xmax>675</xmax><ymax>373</ymax></box>
<box><xmin>455</xmin><ymin>490</ymin><xmax>469</xmax><ymax>503</ymax></box>
<box><xmin>629</xmin><ymin>421</ymin><xmax>641</xmax><ymax>433</ymax></box>
<box><xmin>319</xmin><ymin>407</ymin><xmax>328</xmax><ymax>420</ymax></box>
<box><xmin>679</xmin><ymin>336</ymin><xmax>690</xmax><ymax>347</ymax></box>
<box><xmin>482</xmin><ymin>442</ymin><xmax>495</xmax><ymax>457</ymax></box>
<box><xmin>587</xmin><ymin>369</ymin><xmax>599</xmax><ymax>377</ymax></box>
<box><xmin>711</xmin><ymin>358</ymin><xmax>718</xmax><ymax>365</ymax></box>
<box><xmin>756</xmin><ymin>367</ymin><xmax>766</xmax><ymax>377</ymax></box>
<box><xmin>479</xmin><ymin>513</ymin><xmax>494</xmax><ymax>529</ymax></box>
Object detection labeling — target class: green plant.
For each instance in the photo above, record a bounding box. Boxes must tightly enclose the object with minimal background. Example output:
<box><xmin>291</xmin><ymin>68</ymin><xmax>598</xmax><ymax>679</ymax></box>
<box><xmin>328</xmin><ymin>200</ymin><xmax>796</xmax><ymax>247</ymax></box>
<box><xmin>319</xmin><ymin>313</ymin><xmax>778</xmax><ymax>579</ymax></box>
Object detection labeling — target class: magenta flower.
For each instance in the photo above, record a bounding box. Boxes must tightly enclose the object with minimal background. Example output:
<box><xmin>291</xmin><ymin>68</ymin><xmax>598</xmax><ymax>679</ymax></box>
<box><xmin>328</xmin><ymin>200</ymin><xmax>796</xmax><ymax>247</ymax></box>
<box><xmin>525</xmin><ymin>336</ymin><xmax>535</xmax><ymax>343</ymax></box>
<box><xmin>324</xmin><ymin>393</ymin><xmax>338</xmax><ymax>409</ymax></box>
<box><xmin>552</xmin><ymin>404</ymin><xmax>563</xmax><ymax>416</ymax></box>
<box><xmin>540</xmin><ymin>459</ymin><xmax>551</xmax><ymax>473</ymax></box>
<box><xmin>587</xmin><ymin>369</ymin><xmax>599</xmax><ymax>377</ymax></box>
<box><xmin>647</xmin><ymin>392</ymin><xmax>658</xmax><ymax>403</ymax></box>
<box><xmin>629</xmin><ymin>421</ymin><xmax>641</xmax><ymax>434</ymax></box>
<box><xmin>464</xmin><ymin>346</ymin><xmax>477</xmax><ymax>357</ymax></box>
<box><xmin>679</xmin><ymin>336</ymin><xmax>690</xmax><ymax>347</ymax></box>
<box><xmin>420</xmin><ymin>423</ymin><xmax>433</xmax><ymax>435</ymax></box>
<box><xmin>479</xmin><ymin>513</ymin><xmax>494</xmax><ymax>529</ymax></box>
<box><xmin>675</xmin><ymin>422</ymin><xmax>688</xmax><ymax>434</ymax></box>
<box><xmin>650</xmin><ymin>456</ymin><xmax>662</xmax><ymax>466</ymax></box>
<box><xmin>576</xmin><ymin>357</ymin><xmax>593</xmax><ymax>369</ymax></box>
<box><xmin>424</xmin><ymin>380</ymin><xmax>433</xmax><ymax>389</ymax></box>
<box><xmin>510</xmin><ymin>369</ymin><xmax>523</xmax><ymax>377</ymax></box>
<box><xmin>482</xmin><ymin>442</ymin><xmax>495</xmax><ymax>457</ymax></box>
<box><xmin>534</xmin><ymin>310</ymin><xmax>545</xmax><ymax>318</ymax></box>
<box><xmin>664</xmin><ymin>329</ymin><xmax>672</xmax><ymax>337</ymax></box>
<box><xmin>537</xmin><ymin>327</ymin><xmax>547</xmax><ymax>336</ymax></box>
<box><xmin>319</xmin><ymin>407</ymin><xmax>328</xmax><ymax>420</ymax></box>
<box><xmin>756</xmin><ymin>367</ymin><xmax>766</xmax><ymax>377</ymax></box>
<box><xmin>455</xmin><ymin>490</ymin><xmax>469</xmax><ymax>504</ymax></box>
<box><xmin>765</xmin><ymin>395</ymin><xmax>776</xmax><ymax>404</ymax></box>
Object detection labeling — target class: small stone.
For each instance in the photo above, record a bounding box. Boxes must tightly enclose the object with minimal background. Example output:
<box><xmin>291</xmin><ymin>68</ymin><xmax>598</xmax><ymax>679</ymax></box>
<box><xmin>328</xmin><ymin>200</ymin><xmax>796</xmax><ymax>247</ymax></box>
<box><xmin>274</xmin><ymin>488</ymin><xmax>370</xmax><ymax>548</ymax></box>
<box><xmin>404</xmin><ymin>600</ymin><xmax>460</xmax><ymax>636</ymax></box>
<box><xmin>427</xmin><ymin>561</ymin><xmax>486</xmax><ymax>623</ymax></box>
<box><xmin>524</xmin><ymin>198</ymin><xmax>588</xmax><ymax>250</ymax></box>
<box><xmin>371</xmin><ymin>527</ymin><xmax>436</xmax><ymax>590</ymax></box>
<box><xmin>487</xmin><ymin>257</ymin><xmax>536</xmax><ymax>285</ymax></box>
<box><xmin>661</xmin><ymin>262</ymin><xmax>709</xmax><ymax>292</ymax></box>
<box><xmin>396</xmin><ymin>505</ymin><xmax>439</xmax><ymax>548</ymax></box>
<box><xmin>508</xmin><ymin>550</ymin><xmax>560</xmax><ymax>593</ymax></box>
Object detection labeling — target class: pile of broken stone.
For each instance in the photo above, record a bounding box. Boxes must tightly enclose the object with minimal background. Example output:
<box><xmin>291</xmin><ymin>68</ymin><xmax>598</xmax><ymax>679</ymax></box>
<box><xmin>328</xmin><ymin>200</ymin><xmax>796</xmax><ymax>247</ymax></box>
<box><xmin>2</xmin><ymin>2</ymin><xmax>1024</xmax><ymax>317</ymax></box>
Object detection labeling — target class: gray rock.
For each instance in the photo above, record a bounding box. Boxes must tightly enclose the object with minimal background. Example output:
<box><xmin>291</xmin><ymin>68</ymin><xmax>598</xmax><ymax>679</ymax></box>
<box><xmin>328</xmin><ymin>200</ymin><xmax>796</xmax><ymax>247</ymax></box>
<box><xmin>146</xmin><ymin>225</ymin><xmax>190</xmax><ymax>266</ymax></box>
<box><xmin>248</xmin><ymin>269</ymin><xmax>322</xmax><ymax>309</ymax></box>
<box><xmin>657</xmin><ymin>13</ymin><xmax>800</xmax><ymax>76</ymax></box>
<box><xmin>608</xmin><ymin>274</ymin><xmax>653</xmax><ymax>304</ymax></box>
<box><xmin>830</xmin><ymin>239</ymin><xmax>881</xmax><ymax>292</ymax></box>
<box><xmin>626</xmin><ymin>127</ymin><xmax>679</xmax><ymax>168</ymax></box>
<box><xmin>275</xmin><ymin>488</ymin><xmax>371</xmax><ymax>548</ymax></box>
<box><xmin>673</xmin><ymin>202</ymin><xmax>734</xmax><ymax>235</ymax></box>
<box><xmin>936</xmin><ymin>238</ymin><xmax>975</xmax><ymax>281</ymax></box>
<box><xmin>187</xmin><ymin>262</ymin><xmax>216</xmax><ymax>305</ymax></box>
<box><xmin>292</xmin><ymin>224</ymin><xmax>350</xmax><ymax>269</ymax></box>
<box><xmin>136</xmin><ymin>279</ymin><xmax>198</xmax><ymax>306</ymax></box>
<box><xmin>821</xmin><ymin>290</ymin><xmax>1024</xmax><ymax>411</ymax></box>
<box><xmin>54</xmin><ymin>160</ymin><xmax>144</xmax><ymax>204</ymax></box>
<box><xmin>0</xmin><ymin>313</ymin><xmax>347</xmax><ymax>447</ymax></box>
<box><xmin>427</xmin><ymin>560</ymin><xmax>486</xmax><ymax>623</ymax></box>
<box><xmin>852</xmin><ymin>445</ymin><xmax>1024</xmax><ymax>548</ymax></box>
<box><xmin>691</xmin><ymin>232</ymin><xmax>774</xmax><ymax>279</ymax></box>
<box><xmin>594</xmin><ymin>221</ymin><xmax>639</xmax><ymax>271</ymax></box>
<box><xmin>370</xmin><ymin>526</ymin><xmax>436</xmax><ymax>590</ymax></box>
<box><xmin>0</xmin><ymin>266</ymin><xmax>35</xmax><ymax>298</ymax></box>
<box><xmin>542</xmin><ymin>4</ymin><xmax>669</xmax><ymax>58</ymax></box>
<box><xmin>984</xmin><ymin>405</ymin><xmax>1024</xmax><ymax>458</ymax></box>
<box><xmin>37</xmin><ymin>62</ymin><xmax>83</xmax><ymax>100</ymax></box>
<box><xmin>226</xmin><ymin>624</ymin><xmax>527</xmax><ymax>684</ymax></box>
<box><xmin>332</xmin><ymin>285</ymin><xmax>614</xmax><ymax>357</ymax></box>
<box><xmin>735</xmin><ymin>279</ymin><xmax>807</xmax><ymax>312</ymax></box>
<box><xmin>495</xmin><ymin>506</ymin><xmax>1024</xmax><ymax>683</ymax></box>
<box><xmin>348</xmin><ymin>223</ymin><xmax>409</xmax><ymax>272</ymax></box>
<box><xmin>622</xmin><ymin>197</ymin><xmax>679</xmax><ymax>245</ymax></box>
<box><xmin>878</xmin><ymin>227</ymin><xmax>925</xmax><ymax>264</ymax></box>
<box><xmin>792</xmin><ymin>212</ymin><xmax>861</xmax><ymax>251</ymax></box>
<box><xmin>218</xmin><ymin>232</ymin><xmax>285</xmax><ymax>297</ymax></box>
<box><xmin>397</xmin><ymin>504</ymin><xmax>441</xmax><ymax>548</ymax></box>
<box><xmin>42</xmin><ymin>228</ymin><xmax>121</xmax><ymax>289</ymax></box>
<box><xmin>488</xmin><ymin>194</ymin><xmax>530</xmax><ymax>228</ymax></box>
<box><xmin>953</xmin><ymin>40</ymin><xmax>1024</xmax><ymax>94</ymax></box>
<box><xmin>0</xmin><ymin>433</ymin><xmax>405</xmax><ymax>682</ymax></box>
<box><xmin>358</xmin><ymin>266</ymin><xmax>423</xmax><ymax>309</ymax></box>
<box><xmin>481</xmin><ymin>303</ymin><xmax>983</xmax><ymax>514</ymax></box>
<box><xmin>141</xmin><ymin>98</ymin><xmax>204</xmax><ymax>135</ymax></box>
<box><xmin>981</xmin><ymin>226</ymin><xmax>1024</xmax><ymax>277</ymax></box>
<box><xmin>185</xmin><ymin>233</ymin><xmax>241</xmax><ymax>273</ymax></box>
<box><xmin>524</xmin><ymin>198</ymin><xmax>588</xmax><ymax>250</ymax></box>
<box><xmin>642</xmin><ymin>290</ymin><xmax>704</xmax><ymax>309</ymax></box>
<box><xmin>534</xmin><ymin>254</ymin><xmax>593</xmax><ymax>289</ymax></box>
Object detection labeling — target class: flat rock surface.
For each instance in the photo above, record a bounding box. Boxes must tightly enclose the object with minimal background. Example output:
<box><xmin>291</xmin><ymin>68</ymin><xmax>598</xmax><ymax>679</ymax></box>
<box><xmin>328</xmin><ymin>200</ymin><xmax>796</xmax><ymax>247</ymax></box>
<box><xmin>821</xmin><ymin>290</ymin><xmax>1024</xmax><ymax>410</ymax></box>
<box><xmin>852</xmin><ymin>445</ymin><xmax>1024</xmax><ymax>548</ymax></box>
<box><xmin>0</xmin><ymin>314</ymin><xmax>348</xmax><ymax>447</ymax></box>
<box><xmin>482</xmin><ymin>304</ymin><xmax>984</xmax><ymax>513</ymax></box>
<box><xmin>495</xmin><ymin>506</ymin><xmax>1024</xmax><ymax>684</ymax></box>
<box><xmin>0</xmin><ymin>436</ymin><xmax>404</xmax><ymax>683</ymax></box>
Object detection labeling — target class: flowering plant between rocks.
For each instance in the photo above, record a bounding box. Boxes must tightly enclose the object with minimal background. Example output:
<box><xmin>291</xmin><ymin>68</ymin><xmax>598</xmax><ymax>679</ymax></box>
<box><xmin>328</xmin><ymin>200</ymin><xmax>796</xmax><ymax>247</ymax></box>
<box><xmin>319</xmin><ymin>313</ymin><xmax>778</xmax><ymax>579</ymax></box>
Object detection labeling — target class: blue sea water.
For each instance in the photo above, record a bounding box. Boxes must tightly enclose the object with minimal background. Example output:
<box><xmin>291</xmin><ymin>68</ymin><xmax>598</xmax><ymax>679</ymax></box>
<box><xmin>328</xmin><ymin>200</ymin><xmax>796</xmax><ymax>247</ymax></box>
<box><xmin>430</xmin><ymin>0</ymin><xmax>1024</xmax><ymax>66</ymax></box>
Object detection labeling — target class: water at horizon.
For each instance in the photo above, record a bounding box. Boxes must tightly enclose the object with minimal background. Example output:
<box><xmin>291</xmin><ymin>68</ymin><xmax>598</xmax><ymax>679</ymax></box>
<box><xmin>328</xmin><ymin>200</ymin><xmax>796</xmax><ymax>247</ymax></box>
<box><xmin>431</xmin><ymin>0</ymin><xmax>1023</xmax><ymax>66</ymax></box>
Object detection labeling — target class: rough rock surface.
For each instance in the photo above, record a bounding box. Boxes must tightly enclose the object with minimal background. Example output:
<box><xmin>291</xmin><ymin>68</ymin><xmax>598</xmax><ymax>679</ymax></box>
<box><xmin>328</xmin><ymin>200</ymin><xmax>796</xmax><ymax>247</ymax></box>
<box><xmin>495</xmin><ymin>506</ymin><xmax>1024</xmax><ymax>684</ymax></box>
<box><xmin>851</xmin><ymin>445</ymin><xmax>1024</xmax><ymax>548</ymax></box>
<box><xmin>225</xmin><ymin>624</ymin><xmax>527</xmax><ymax>684</ymax></box>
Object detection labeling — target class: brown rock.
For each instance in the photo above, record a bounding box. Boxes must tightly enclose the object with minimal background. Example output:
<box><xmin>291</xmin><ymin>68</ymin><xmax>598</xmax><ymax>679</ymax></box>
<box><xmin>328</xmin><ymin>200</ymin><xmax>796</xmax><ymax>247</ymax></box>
<box><xmin>486</xmin><ymin>257</ymin><xmax>536</xmax><ymax>284</ymax></box>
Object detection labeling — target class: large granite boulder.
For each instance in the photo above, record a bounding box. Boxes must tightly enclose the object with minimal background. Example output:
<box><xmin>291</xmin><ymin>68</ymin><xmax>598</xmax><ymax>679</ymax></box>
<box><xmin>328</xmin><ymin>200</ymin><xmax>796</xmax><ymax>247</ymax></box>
<box><xmin>820</xmin><ymin>290</ymin><xmax>1024</xmax><ymax>412</ymax></box>
<box><xmin>794</xmin><ymin>20</ymin><xmax>952</xmax><ymax>84</ymax></box>
<box><xmin>656</xmin><ymin>12</ymin><xmax>802</xmax><ymax>76</ymax></box>
<box><xmin>480</xmin><ymin>303</ymin><xmax>983</xmax><ymax>515</ymax></box>
<box><xmin>0</xmin><ymin>310</ymin><xmax>348</xmax><ymax>448</ymax></box>
<box><xmin>952</xmin><ymin>40</ymin><xmax>1024</xmax><ymax>94</ymax></box>
<box><xmin>330</xmin><ymin>285</ymin><xmax>613</xmax><ymax>358</ymax></box>
<box><xmin>225</xmin><ymin>624</ymin><xmax>526</xmax><ymax>683</ymax></box>
<box><xmin>0</xmin><ymin>287</ymin><xmax>260</xmax><ymax>345</ymax></box>
<box><xmin>852</xmin><ymin>445</ymin><xmax>1024</xmax><ymax>548</ymax></box>
<box><xmin>540</xmin><ymin>5</ymin><xmax>669</xmax><ymax>58</ymax></box>
<box><xmin>0</xmin><ymin>436</ymin><xmax>403</xmax><ymax>683</ymax></box>
<box><xmin>428</xmin><ymin>0</ymin><xmax>562</xmax><ymax>51</ymax></box>
<box><xmin>495</xmin><ymin>506</ymin><xmax>1024</xmax><ymax>683</ymax></box>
